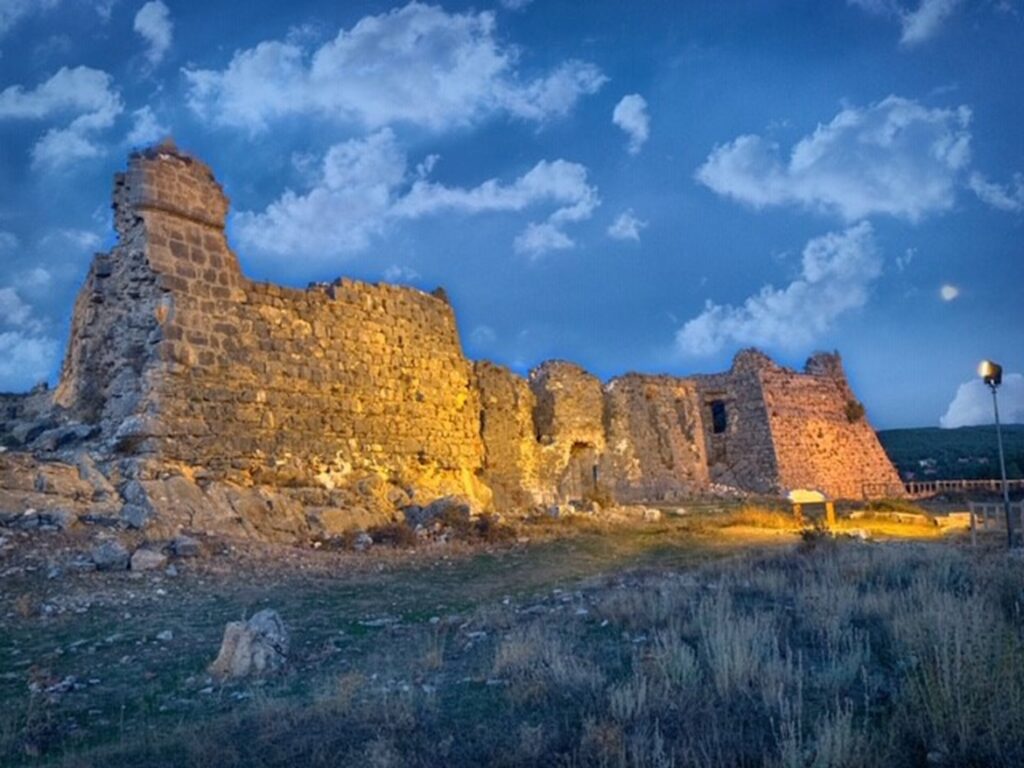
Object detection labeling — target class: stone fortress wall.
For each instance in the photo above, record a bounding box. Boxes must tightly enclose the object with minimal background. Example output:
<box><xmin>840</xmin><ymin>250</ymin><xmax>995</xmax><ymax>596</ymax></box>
<box><xmin>17</xmin><ymin>144</ymin><xmax>902</xmax><ymax>528</ymax></box>
<box><xmin>55</xmin><ymin>145</ymin><xmax>487</xmax><ymax>506</ymax></box>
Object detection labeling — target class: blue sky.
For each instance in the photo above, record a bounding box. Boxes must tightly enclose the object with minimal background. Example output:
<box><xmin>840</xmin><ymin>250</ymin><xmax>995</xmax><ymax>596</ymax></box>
<box><xmin>1</xmin><ymin>0</ymin><xmax>1022</xmax><ymax>428</ymax></box>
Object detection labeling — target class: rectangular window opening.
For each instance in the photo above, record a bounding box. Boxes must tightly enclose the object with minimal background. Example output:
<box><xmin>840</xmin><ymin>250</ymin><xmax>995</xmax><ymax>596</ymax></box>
<box><xmin>710</xmin><ymin>400</ymin><xmax>728</xmax><ymax>434</ymax></box>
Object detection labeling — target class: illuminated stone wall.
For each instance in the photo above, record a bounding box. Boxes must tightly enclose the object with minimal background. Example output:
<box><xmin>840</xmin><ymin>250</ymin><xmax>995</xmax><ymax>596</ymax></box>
<box><xmin>600</xmin><ymin>374</ymin><xmax>711</xmax><ymax>502</ymax></box>
<box><xmin>56</xmin><ymin>145</ymin><xmax>486</xmax><ymax>504</ymax></box>
<box><xmin>759</xmin><ymin>352</ymin><xmax>904</xmax><ymax>499</ymax></box>
<box><xmin>49</xmin><ymin>145</ymin><xmax>901</xmax><ymax>510</ymax></box>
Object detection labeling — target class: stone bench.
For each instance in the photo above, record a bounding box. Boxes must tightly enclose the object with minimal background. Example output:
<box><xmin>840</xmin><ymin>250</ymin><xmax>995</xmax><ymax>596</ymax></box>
<box><xmin>787</xmin><ymin>489</ymin><xmax>836</xmax><ymax>529</ymax></box>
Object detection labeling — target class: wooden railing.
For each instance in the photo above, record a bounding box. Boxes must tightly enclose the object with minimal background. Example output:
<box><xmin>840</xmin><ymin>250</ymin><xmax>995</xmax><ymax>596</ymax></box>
<box><xmin>862</xmin><ymin>478</ymin><xmax>1024</xmax><ymax>500</ymax></box>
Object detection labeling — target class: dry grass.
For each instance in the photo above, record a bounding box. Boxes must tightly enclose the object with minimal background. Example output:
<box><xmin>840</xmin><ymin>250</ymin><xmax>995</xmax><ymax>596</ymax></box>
<box><xmin>6</xmin><ymin>519</ymin><xmax>1022</xmax><ymax>767</ymax></box>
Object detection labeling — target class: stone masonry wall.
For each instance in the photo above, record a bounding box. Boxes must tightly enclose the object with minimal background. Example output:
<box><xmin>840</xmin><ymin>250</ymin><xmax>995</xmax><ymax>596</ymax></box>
<box><xmin>600</xmin><ymin>375</ymin><xmax>711</xmax><ymax>503</ymax></box>
<box><xmin>760</xmin><ymin>353</ymin><xmax>904</xmax><ymax>499</ymax></box>
<box><xmin>56</xmin><ymin>145</ymin><xmax>487</xmax><ymax>505</ymax></box>
<box><xmin>44</xmin><ymin>145</ymin><xmax>903</xmax><ymax>517</ymax></box>
<box><xmin>474</xmin><ymin>361</ymin><xmax>543</xmax><ymax>509</ymax></box>
<box><xmin>692</xmin><ymin>350</ymin><xmax>781</xmax><ymax>494</ymax></box>
<box><xmin>529</xmin><ymin>362</ymin><xmax>607</xmax><ymax>501</ymax></box>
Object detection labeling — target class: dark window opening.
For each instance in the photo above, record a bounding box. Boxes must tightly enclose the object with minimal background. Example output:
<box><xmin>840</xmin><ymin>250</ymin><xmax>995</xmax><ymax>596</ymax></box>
<box><xmin>710</xmin><ymin>400</ymin><xmax>728</xmax><ymax>434</ymax></box>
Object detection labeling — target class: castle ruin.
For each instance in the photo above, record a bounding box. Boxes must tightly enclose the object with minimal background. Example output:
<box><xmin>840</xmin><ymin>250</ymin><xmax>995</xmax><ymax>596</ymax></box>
<box><xmin>0</xmin><ymin>145</ymin><xmax>902</xmax><ymax>538</ymax></box>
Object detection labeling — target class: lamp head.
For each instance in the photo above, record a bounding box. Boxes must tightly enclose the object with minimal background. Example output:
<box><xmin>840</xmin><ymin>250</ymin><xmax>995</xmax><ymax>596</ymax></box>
<box><xmin>978</xmin><ymin>360</ymin><xmax>1003</xmax><ymax>388</ymax></box>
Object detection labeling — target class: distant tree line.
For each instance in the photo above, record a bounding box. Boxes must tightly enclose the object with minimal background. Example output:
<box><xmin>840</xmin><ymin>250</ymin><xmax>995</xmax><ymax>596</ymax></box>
<box><xmin>877</xmin><ymin>425</ymin><xmax>1024</xmax><ymax>481</ymax></box>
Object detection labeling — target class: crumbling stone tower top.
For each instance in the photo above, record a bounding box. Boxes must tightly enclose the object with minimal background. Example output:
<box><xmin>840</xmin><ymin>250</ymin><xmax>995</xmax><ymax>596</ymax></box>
<box><xmin>115</xmin><ymin>140</ymin><xmax>230</xmax><ymax>235</ymax></box>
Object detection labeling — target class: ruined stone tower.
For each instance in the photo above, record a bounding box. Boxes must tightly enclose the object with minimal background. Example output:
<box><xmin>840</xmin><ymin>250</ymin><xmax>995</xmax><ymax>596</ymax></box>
<box><xmin>32</xmin><ymin>143</ymin><xmax>903</xmax><ymax>521</ymax></box>
<box><xmin>55</xmin><ymin>143</ymin><xmax>488</xmax><ymax>505</ymax></box>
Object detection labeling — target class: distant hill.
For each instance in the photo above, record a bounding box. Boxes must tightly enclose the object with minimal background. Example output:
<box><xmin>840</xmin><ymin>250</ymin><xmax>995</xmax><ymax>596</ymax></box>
<box><xmin>877</xmin><ymin>425</ymin><xmax>1024</xmax><ymax>481</ymax></box>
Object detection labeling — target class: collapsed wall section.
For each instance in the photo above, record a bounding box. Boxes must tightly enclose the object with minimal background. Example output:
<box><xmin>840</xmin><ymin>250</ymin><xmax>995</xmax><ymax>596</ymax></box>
<box><xmin>601</xmin><ymin>375</ymin><xmax>710</xmax><ymax>502</ymax></box>
<box><xmin>529</xmin><ymin>361</ymin><xmax>606</xmax><ymax>501</ymax></box>
<box><xmin>474</xmin><ymin>361</ymin><xmax>543</xmax><ymax>509</ymax></box>
<box><xmin>692</xmin><ymin>350</ymin><xmax>781</xmax><ymax>494</ymax></box>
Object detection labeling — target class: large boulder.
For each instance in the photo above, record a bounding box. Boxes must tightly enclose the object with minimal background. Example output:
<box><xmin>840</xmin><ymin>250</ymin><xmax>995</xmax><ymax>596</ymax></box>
<box><xmin>209</xmin><ymin>609</ymin><xmax>289</xmax><ymax>680</ymax></box>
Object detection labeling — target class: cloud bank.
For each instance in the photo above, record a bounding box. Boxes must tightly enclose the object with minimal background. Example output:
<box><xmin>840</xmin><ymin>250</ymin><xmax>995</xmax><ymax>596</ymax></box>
<box><xmin>941</xmin><ymin>374</ymin><xmax>1024</xmax><ymax>427</ymax></box>
<box><xmin>185</xmin><ymin>2</ymin><xmax>605</xmax><ymax>133</ymax></box>
<box><xmin>234</xmin><ymin>128</ymin><xmax>599</xmax><ymax>262</ymax></box>
<box><xmin>0</xmin><ymin>65</ymin><xmax>122</xmax><ymax>168</ymax></box>
<box><xmin>676</xmin><ymin>222</ymin><xmax>881</xmax><ymax>356</ymax></box>
<box><xmin>0</xmin><ymin>280</ymin><xmax>59</xmax><ymax>393</ymax></box>
<box><xmin>695</xmin><ymin>96</ymin><xmax>972</xmax><ymax>222</ymax></box>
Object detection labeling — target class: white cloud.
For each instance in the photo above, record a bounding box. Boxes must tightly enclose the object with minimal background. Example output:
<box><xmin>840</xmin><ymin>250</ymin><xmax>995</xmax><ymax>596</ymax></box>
<box><xmin>16</xmin><ymin>267</ymin><xmax>52</xmax><ymax>291</ymax></box>
<box><xmin>607</xmin><ymin>210</ymin><xmax>647</xmax><ymax>242</ymax></box>
<box><xmin>125</xmin><ymin>106</ymin><xmax>168</xmax><ymax>146</ymax></box>
<box><xmin>848</xmin><ymin>0</ymin><xmax>963</xmax><ymax>46</ymax></box>
<box><xmin>940</xmin><ymin>373</ymin><xmax>1024</xmax><ymax>427</ymax></box>
<box><xmin>41</xmin><ymin>228</ymin><xmax>102</xmax><ymax>251</ymax></box>
<box><xmin>612</xmin><ymin>94</ymin><xmax>649</xmax><ymax>155</ymax></box>
<box><xmin>968</xmin><ymin>171</ymin><xmax>1024</xmax><ymax>213</ymax></box>
<box><xmin>134</xmin><ymin>1</ymin><xmax>172</xmax><ymax>67</ymax></box>
<box><xmin>184</xmin><ymin>2</ymin><xmax>605</xmax><ymax>133</ymax></box>
<box><xmin>896</xmin><ymin>247</ymin><xmax>915</xmax><ymax>272</ymax></box>
<box><xmin>235</xmin><ymin>129</ymin><xmax>404</xmax><ymax>257</ymax></box>
<box><xmin>500</xmin><ymin>0</ymin><xmax>534</xmax><ymax>10</ymax></box>
<box><xmin>0</xmin><ymin>0</ymin><xmax>62</xmax><ymax>39</ymax></box>
<box><xmin>696</xmin><ymin>96</ymin><xmax>971</xmax><ymax>222</ymax></box>
<box><xmin>940</xmin><ymin>283</ymin><xmax>959</xmax><ymax>301</ymax></box>
<box><xmin>0</xmin><ymin>283</ymin><xmax>58</xmax><ymax>391</ymax></box>
<box><xmin>0</xmin><ymin>66</ymin><xmax>123</xmax><ymax>169</ymax></box>
<box><xmin>0</xmin><ymin>332</ymin><xmax>59</xmax><ymax>392</ymax></box>
<box><xmin>514</xmin><ymin>222</ymin><xmax>574</xmax><ymax>258</ymax></box>
<box><xmin>382</xmin><ymin>264</ymin><xmax>420</xmax><ymax>282</ymax></box>
<box><xmin>469</xmin><ymin>325</ymin><xmax>497</xmax><ymax>346</ymax></box>
<box><xmin>235</xmin><ymin>128</ymin><xmax>598</xmax><ymax>262</ymax></box>
<box><xmin>0</xmin><ymin>287</ymin><xmax>34</xmax><ymax>327</ymax></box>
<box><xmin>676</xmin><ymin>222</ymin><xmax>881</xmax><ymax>356</ymax></box>
<box><xmin>900</xmin><ymin>0</ymin><xmax>963</xmax><ymax>45</ymax></box>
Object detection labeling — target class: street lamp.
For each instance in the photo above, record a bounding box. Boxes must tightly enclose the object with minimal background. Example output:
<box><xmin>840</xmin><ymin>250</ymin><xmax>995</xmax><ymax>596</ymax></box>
<box><xmin>978</xmin><ymin>360</ymin><xmax>1016</xmax><ymax>548</ymax></box>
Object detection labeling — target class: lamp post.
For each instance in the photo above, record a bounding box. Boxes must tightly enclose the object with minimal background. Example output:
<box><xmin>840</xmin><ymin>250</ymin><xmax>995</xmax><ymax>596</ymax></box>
<box><xmin>979</xmin><ymin>360</ymin><xmax>1015</xmax><ymax>549</ymax></box>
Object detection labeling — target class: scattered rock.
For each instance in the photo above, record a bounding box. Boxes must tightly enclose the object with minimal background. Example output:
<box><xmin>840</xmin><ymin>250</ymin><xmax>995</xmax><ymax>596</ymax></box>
<box><xmin>642</xmin><ymin>507</ymin><xmax>662</xmax><ymax>522</ymax></box>
<box><xmin>404</xmin><ymin>495</ymin><xmax>478</xmax><ymax>527</ymax></box>
<box><xmin>156</xmin><ymin>630</ymin><xmax>173</xmax><ymax>642</ymax></box>
<box><xmin>32</xmin><ymin>423</ymin><xmax>99</xmax><ymax>452</ymax></box>
<box><xmin>209</xmin><ymin>609</ymin><xmax>289</xmax><ymax>679</ymax></box>
<box><xmin>170</xmin><ymin>535</ymin><xmax>200</xmax><ymax>558</ymax></box>
<box><xmin>130</xmin><ymin>548</ymin><xmax>168</xmax><ymax>571</ymax></box>
<box><xmin>121</xmin><ymin>504</ymin><xmax>152</xmax><ymax>529</ymax></box>
<box><xmin>354</xmin><ymin>532</ymin><xmax>373</xmax><ymax>551</ymax></box>
<box><xmin>546</xmin><ymin>504</ymin><xmax>574</xmax><ymax>519</ymax></box>
<box><xmin>90</xmin><ymin>540</ymin><xmax>129</xmax><ymax>571</ymax></box>
<box><xmin>120</xmin><ymin>480</ymin><xmax>155</xmax><ymax>529</ymax></box>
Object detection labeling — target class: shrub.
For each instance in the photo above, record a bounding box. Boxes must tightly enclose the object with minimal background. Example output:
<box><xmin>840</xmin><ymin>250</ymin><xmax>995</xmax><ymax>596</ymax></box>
<box><xmin>845</xmin><ymin>399</ymin><xmax>866</xmax><ymax>423</ymax></box>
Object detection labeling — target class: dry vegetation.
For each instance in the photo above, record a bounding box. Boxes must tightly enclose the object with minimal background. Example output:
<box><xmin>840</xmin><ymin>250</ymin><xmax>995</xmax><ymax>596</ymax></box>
<box><xmin>3</xmin><ymin>507</ymin><xmax>1022</xmax><ymax>767</ymax></box>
